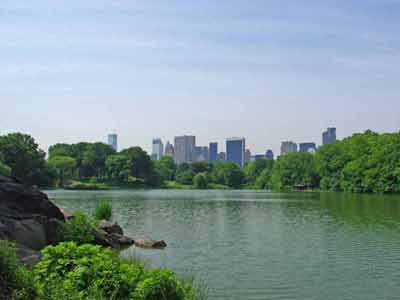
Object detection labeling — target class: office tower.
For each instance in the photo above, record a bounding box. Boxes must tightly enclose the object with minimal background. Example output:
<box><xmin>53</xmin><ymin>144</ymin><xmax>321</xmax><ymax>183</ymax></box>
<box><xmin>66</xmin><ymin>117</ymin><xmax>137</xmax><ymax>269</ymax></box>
<box><xmin>250</xmin><ymin>154</ymin><xmax>266</xmax><ymax>161</ymax></box>
<box><xmin>194</xmin><ymin>146</ymin><xmax>209</xmax><ymax>162</ymax></box>
<box><xmin>164</xmin><ymin>141</ymin><xmax>175</xmax><ymax>157</ymax></box>
<box><xmin>152</xmin><ymin>138</ymin><xmax>164</xmax><ymax>160</ymax></box>
<box><xmin>218</xmin><ymin>152</ymin><xmax>226</xmax><ymax>161</ymax></box>
<box><xmin>245</xmin><ymin>149</ymin><xmax>251</xmax><ymax>164</ymax></box>
<box><xmin>174</xmin><ymin>135</ymin><xmax>196</xmax><ymax>164</ymax></box>
<box><xmin>209</xmin><ymin>142</ymin><xmax>218</xmax><ymax>162</ymax></box>
<box><xmin>107</xmin><ymin>133</ymin><xmax>118</xmax><ymax>151</ymax></box>
<box><xmin>266</xmin><ymin>149</ymin><xmax>274</xmax><ymax>160</ymax></box>
<box><xmin>322</xmin><ymin>128</ymin><xmax>337</xmax><ymax>145</ymax></box>
<box><xmin>281</xmin><ymin>141</ymin><xmax>298</xmax><ymax>155</ymax></box>
<box><xmin>299</xmin><ymin>143</ymin><xmax>317</xmax><ymax>153</ymax></box>
<box><xmin>226</xmin><ymin>137</ymin><xmax>246</xmax><ymax>167</ymax></box>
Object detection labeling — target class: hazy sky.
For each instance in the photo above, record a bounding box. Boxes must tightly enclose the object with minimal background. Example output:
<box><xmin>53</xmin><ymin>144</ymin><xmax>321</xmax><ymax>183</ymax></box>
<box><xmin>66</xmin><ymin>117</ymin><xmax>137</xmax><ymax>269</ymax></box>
<box><xmin>1</xmin><ymin>0</ymin><xmax>399</xmax><ymax>155</ymax></box>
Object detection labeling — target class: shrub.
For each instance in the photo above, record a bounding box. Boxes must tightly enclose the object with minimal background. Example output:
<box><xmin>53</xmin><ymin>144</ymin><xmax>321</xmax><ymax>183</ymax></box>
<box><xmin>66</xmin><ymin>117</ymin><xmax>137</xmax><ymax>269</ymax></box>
<box><xmin>0</xmin><ymin>240</ymin><xmax>35</xmax><ymax>300</ymax></box>
<box><xmin>65</xmin><ymin>181</ymin><xmax>110</xmax><ymax>190</ymax></box>
<box><xmin>94</xmin><ymin>200</ymin><xmax>112</xmax><ymax>221</ymax></box>
<box><xmin>193</xmin><ymin>173</ymin><xmax>208</xmax><ymax>189</ymax></box>
<box><xmin>133</xmin><ymin>269</ymin><xmax>184</xmax><ymax>300</ymax></box>
<box><xmin>59</xmin><ymin>212</ymin><xmax>95</xmax><ymax>245</ymax></box>
<box><xmin>0</xmin><ymin>161</ymin><xmax>11</xmax><ymax>176</ymax></box>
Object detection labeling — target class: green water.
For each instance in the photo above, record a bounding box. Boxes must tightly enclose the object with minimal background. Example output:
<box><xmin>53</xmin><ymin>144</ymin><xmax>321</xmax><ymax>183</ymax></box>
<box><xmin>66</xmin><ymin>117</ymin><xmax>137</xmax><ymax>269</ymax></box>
<box><xmin>46</xmin><ymin>190</ymin><xmax>400</xmax><ymax>300</ymax></box>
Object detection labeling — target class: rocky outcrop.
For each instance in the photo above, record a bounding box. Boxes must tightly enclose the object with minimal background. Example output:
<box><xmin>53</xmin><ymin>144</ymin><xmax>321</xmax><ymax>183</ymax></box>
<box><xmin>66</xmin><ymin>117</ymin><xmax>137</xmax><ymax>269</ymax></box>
<box><xmin>134</xmin><ymin>239</ymin><xmax>167</xmax><ymax>249</ymax></box>
<box><xmin>98</xmin><ymin>220</ymin><xmax>124</xmax><ymax>235</ymax></box>
<box><xmin>94</xmin><ymin>220</ymin><xmax>134</xmax><ymax>249</ymax></box>
<box><xmin>0</xmin><ymin>176</ymin><xmax>65</xmax><ymax>251</ymax></box>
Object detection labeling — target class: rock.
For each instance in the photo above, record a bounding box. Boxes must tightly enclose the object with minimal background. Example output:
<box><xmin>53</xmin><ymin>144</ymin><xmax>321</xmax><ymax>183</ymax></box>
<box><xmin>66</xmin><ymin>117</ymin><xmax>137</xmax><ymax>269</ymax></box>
<box><xmin>60</xmin><ymin>208</ymin><xmax>74</xmax><ymax>221</ymax></box>
<box><xmin>93</xmin><ymin>229</ymin><xmax>134</xmax><ymax>249</ymax></box>
<box><xmin>98</xmin><ymin>220</ymin><xmax>123</xmax><ymax>235</ymax></box>
<box><xmin>0</xmin><ymin>176</ymin><xmax>65</xmax><ymax>250</ymax></box>
<box><xmin>15</xmin><ymin>243</ymin><xmax>41</xmax><ymax>268</ymax></box>
<box><xmin>134</xmin><ymin>239</ymin><xmax>167</xmax><ymax>249</ymax></box>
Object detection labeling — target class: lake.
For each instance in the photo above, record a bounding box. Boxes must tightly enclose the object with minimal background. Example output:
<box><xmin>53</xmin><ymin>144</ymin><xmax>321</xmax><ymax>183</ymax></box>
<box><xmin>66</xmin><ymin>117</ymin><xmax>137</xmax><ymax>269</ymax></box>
<box><xmin>46</xmin><ymin>189</ymin><xmax>400</xmax><ymax>300</ymax></box>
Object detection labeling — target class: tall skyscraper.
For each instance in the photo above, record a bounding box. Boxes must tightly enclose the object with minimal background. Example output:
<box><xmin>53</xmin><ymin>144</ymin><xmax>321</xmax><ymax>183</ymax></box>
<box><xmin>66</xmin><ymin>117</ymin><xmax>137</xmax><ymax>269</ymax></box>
<box><xmin>226</xmin><ymin>137</ymin><xmax>246</xmax><ymax>167</ymax></box>
<box><xmin>164</xmin><ymin>141</ymin><xmax>175</xmax><ymax>157</ymax></box>
<box><xmin>174</xmin><ymin>135</ymin><xmax>196</xmax><ymax>164</ymax></box>
<box><xmin>322</xmin><ymin>128</ymin><xmax>337</xmax><ymax>145</ymax></box>
<box><xmin>194</xmin><ymin>146</ymin><xmax>209</xmax><ymax>162</ymax></box>
<box><xmin>107</xmin><ymin>133</ymin><xmax>118</xmax><ymax>151</ymax></box>
<box><xmin>281</xmin><ymin>141</ymin><xmax>298</xmax><ymax>155</ymax></box>
<box><xmin>266</xmin><ymin>149</ymin><xmax>274</xmax><ymax>160</ymax></box>
<box><xmin>152</xmin><ymin>138</ymin><xmax>164</xmax><ymax>160</ymax></box>
<box><xmin>299</xmin><ymin>143</ymin><xmax>317</xmax><ymax>153</ymax></box>
<box><xmin>209</xmin><ymin>142</ymin><xmax>218</xmax><ymax>162</ymax></box>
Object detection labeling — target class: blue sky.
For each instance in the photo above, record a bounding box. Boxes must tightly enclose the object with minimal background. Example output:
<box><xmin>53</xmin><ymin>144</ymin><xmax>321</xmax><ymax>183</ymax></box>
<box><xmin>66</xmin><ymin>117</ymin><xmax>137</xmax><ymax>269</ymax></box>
<box><xmin>1</xmin><ymin>0</ymin><xmax>399</xmax><ymax>155</ymax></box>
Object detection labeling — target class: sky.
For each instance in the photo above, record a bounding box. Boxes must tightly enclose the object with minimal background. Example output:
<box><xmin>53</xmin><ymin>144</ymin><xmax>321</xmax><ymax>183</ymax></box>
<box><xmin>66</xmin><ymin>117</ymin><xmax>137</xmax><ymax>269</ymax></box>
<box><xmin>1</xmin><ymin>0</ymin><xmax>399</xmax><ymax>155</ymax></box>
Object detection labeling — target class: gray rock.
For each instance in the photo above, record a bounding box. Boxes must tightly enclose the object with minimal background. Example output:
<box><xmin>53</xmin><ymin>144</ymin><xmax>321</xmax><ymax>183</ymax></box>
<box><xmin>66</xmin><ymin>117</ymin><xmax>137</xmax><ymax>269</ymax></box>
<box><xmin>98</xmin><ymin>220</ymin><xmax>123</xmax><ymax>235</ymax></box>
<box><xmin>134</xmin><ymin>239</ymin><xmax>167</xmax><ymax>249</ymax></box>
<box><xmin>93</xmin><ymin>228</ymin><xmax>134</xmax><ymax>249</ymax></box>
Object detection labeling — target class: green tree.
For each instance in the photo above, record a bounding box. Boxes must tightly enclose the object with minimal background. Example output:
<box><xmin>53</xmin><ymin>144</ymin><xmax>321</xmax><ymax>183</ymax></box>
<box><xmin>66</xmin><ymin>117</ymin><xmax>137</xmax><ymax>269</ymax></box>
<box><xmin>48</xmin><ymin>156</ymin><xmax>77</xmax><ymax>187</ymax></box>
<box><xmin>105</xmin><ymin>154</ymin><xmax>131</xmax><ymax>183</ymax></box>
<box><xmin>244</xmin><ymin>159</ymin><xmax>274</xmax><ymax>186</ymax></box>
<box><xmin>193</xmin><ymin>172</ymin><xmax>208</xmax><ymax>189</ymax></box>
<box><xmin>211</xmin><ymin>161</ymin><xmax>245</xmax><ymax>188</ymax></box>
<box><xmin>270</xmin><ymin>152</ymin><xmax>319</xmax><ymax>190</ymax></box>
<box><xmin>0</xmin><ymin>133</ymin><xmax>50</xmax><ymax>185</ymax></box>
<box><xmin>0</xmin><ymin>161</ymin><xmax>11</xmax><ymax>176</ymax></box>
<box><xmin>154</xmin><ymin>156</ymin><xmax>176</xmax><ymax>182</ymax></box>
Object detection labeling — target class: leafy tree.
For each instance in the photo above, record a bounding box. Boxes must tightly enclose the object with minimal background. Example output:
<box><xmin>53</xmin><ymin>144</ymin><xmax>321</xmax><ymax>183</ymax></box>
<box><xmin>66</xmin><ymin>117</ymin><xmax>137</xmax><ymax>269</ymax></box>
<box><xmin>270</xmin><ymin>152</ymin><xmax>319</xmax><ymax>190</ymax></box>
<box><xmin>105</xmin><ymin>154</ymin><xmax>131</xmax><ymax>183</ymax></box>
<box><xmin>0</xmin><ymin>133</ymin><xmax>50</xmax><ymax>185</ymax></box>
<box><xmin>190</xmin><ymin>161</ymin><xmax>211</xmax><ymax>174</ymax></box>
<box><xmin>244</xmin><ymin>159</ymin><xmax>274</xmax><ymax>186</ymax></box>
<box><xmin>48</xmin><ymin>156</ymin><xmax>77</xmax><ymax>187</ymax></box>
<box><xmin>254</xmin><ymin>168</ymin><xmax>273</xmax><ymax>189</ymax></box>
<box><xmin>193</xmin><ymin>172</ymin><xmax>208</xmax><ymax>189</ymax></box>
<box><xmin>154</xmin><ymin>156</ymin><xmax>176</xmax><ymax>182</ymax></box>
<box><xmin>211</xmin><ymin>161</ymin><xmax>245</xmax><ymax>188</ymax></box>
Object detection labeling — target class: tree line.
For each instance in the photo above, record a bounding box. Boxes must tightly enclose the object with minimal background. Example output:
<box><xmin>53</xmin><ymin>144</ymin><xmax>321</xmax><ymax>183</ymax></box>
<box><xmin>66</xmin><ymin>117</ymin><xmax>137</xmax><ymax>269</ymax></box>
<box><xmin>0</xmin><ymin>130</ymin><xmax>399</xmax><ymax>193</ymax></box>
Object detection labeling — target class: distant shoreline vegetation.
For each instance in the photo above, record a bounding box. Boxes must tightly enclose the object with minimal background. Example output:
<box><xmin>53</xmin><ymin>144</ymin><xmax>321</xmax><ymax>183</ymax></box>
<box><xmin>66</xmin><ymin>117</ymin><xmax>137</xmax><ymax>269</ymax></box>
<box><xmin>0</xmin><ymin>130</ymin><xmax>399</xmax><ymax>193</ymax></box>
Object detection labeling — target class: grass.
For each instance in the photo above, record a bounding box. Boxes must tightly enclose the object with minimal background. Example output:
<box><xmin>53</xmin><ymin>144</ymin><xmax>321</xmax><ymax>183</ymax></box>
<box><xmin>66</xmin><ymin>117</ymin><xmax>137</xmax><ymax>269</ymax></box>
<box><xmin>65</xmin><ymin>181</ymin><xmax>111</xmax><ymax>191</ymax></box>
<box><xmin>165</xmin><ymin>181</ymin><xmax>193</xmax><ymax>190</ymax></box>
<box><xmin>94</xmin><ymin>200</ymin><xmax>112</xmax><ymax>221</ymax></box>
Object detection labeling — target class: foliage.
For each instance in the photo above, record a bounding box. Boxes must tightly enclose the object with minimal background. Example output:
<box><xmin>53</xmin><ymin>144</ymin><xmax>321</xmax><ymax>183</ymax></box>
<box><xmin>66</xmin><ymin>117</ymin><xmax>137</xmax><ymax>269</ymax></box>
<box><xmin>193</xmin><ymin>173</ymin><xmax>208</xmax><ymax>189</ymax></box>
<box><xmin>254</xmin><ymin>168</ymin><xmax>273</xmax><ymax>190</ymax></box>
<box><xmin>59</xmin><ymin>212</ymin><xmax>95</xmax><ymax>245</ymax></box>
<box><xmin>0</xmin><ymin>160</ymin><xmax>11</xmax><ymax>176</ymax></box>
<box><xmin>0</xmin><ymin>133</ymin><xmax>51</xmax><ymax>186</ymax></box>
<box><xmin>270</xmin><ymin>152</ymin><xmax>319</xmax><ymax>190</ymax></box>
<box><xmin>105</xmin><ymin>154</ymin><xmax>131</xmax><ymax>183</ymax></box>
<box><xmin>164</xmin><ymin>181</ymin><xmax>193</xmax><ymax>190</ymax></box>
<box><xmin>211</xmin><ymin>161</ymin><xmax>245</xmax><ymax>189</ymax></box>
<box><xmin>94</xmin><ymin>200</ymin><xmax>112</xmax><ymax>221</ymax></box>
<box><xmin>176</xmin><ymin>163</ymin><xmax>196</xmax><ymax>185</ymax></box>
<box><xmin>154</xmin><ymin>156</ymin><xmax>176</xmax><ymax>182</ymax></box>
<box><xmin>244</xmin><ymin>159</ymin><xmax>274</xmax><ymax>185</ymax></box>
<box><xmin>0</xmin><ymin>241</ymin><xmax>36</xmax><ymax>300</ymax></box>
<box><xmin>48</xmin><ymin>156</ymin><xmax>76</xmax><ymax>187</ymax></box>
<box><xmin>65</xmin><ymin>181</ymin><xmax>110</xmax><ymax>190</ymax></box>
<box><xmin>33</xmin><ymin>242</ymin><xmax>200</xmax><ymax>300</ymax></box>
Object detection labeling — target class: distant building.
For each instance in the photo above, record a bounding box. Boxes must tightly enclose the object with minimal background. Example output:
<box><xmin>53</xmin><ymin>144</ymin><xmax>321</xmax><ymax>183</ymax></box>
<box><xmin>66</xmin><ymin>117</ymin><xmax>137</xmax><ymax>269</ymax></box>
<box><xmin>281</xmin><ymin>141</ymin><xmax>297</xmax><ymax>155</ymax></box>
<box><xmin>209</xmin><ymin>142</ymin><xmax>218</xmax><ymax>162</ymax></box>
<box><xmin>194</xmin><ymin>146</ymin><xmax>209</xmax><ymax>162</ymax></box>
<box><xmin>299</xmin><ymin>143</ymin><xmax>317</xmax><ymax>153</ymax></box>
<box><xmin>107</xmin><ymin>134</ymin><xmax>118</xmax><ymax>151</ymax></box>
<box><xmin>245</xmin><ymin>149</ymin><xmax>251</xmax><ymax>164</ymax></box>
<box><xmin>218</xmin><ymin>152</ymin><xmax>226</xmax><ymax>161</ymax></box>
<box><xmin>265</xmin><ymin>149</ymin><xmax>274</xmax><ymax>160</ymax></box>
<box><xmin>164</xmin><ymin>141</ymin><xmax>175</xmax><ymax>157</ymax></box>
<box><xmin>322</xmin><ymin>128</ymin><xmax>337</xmax><ymax>145</ymax></box>
<box><xmin>226</xmin><ymin>137</ymin><xmax>246</xmax><ymax>167</ymax></box>
<box><xmin>174</xmin><ymin>135</ymin><xmax>196</xmax><ymax>164</ymax></box>
<box><xmin>152</xmin><ymin>138</ymin><xmax>164</xmax><ymax>161</ymax></box>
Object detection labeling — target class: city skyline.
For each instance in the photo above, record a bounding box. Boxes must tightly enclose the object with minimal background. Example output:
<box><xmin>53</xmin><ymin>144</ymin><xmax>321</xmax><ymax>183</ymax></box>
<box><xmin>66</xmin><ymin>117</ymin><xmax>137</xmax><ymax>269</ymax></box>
<box><xmin>1</xmin><ymin>1</ymin><xmax>399</xmax><ymax>156</ymax></box>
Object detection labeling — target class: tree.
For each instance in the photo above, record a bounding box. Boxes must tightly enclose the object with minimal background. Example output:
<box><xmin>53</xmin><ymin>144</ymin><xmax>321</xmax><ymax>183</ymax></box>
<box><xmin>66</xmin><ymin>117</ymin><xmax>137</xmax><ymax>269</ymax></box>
<box><xmin>211</xmin><ymin>161</ymin><xmax>245</xmax><ymax>188</ymax></box>
<box><xmin>190</xmin><ymin>161</ymin><xmax>211</xmax><ymax>174</ymax></box>
<box><xmin>193</xmin><ymin>172</ymin><xmax>208</xmax><ymax>189</ymax></box>
<box><xmin>254</xmin><ymin>168</ymin><xmax>273</xmax><ymax>189</ymax></box>
<box><xmin>105</xmin><ymin>154</ymin><xmax>131</xmax><ymax>183</ymax></box>
<box><xmin>155</xmin><ymin>156</ymin><xmax>176</xmax><ymax>182</ymax></box>
<box><xmin>0</xmin><ymin>161</ymin><xmax>11</xmax><ymax>176</ymax></box>
<box><xmin>48</xmin><ymin>156</ymin><xmax>77</xmax><ymax>187</ymax></box>
<box><xmin>270</xmin><ymin>152</ymin><xmax>319</xmax><ymax>190</ymax></box>
<box><xmin>0</xmin><ymin>133</ymin><xmax>50</xmax><ymax>185</ymax></box>
<box><xmin>244</xmin><ymin>159</ymin><xmax>274</xmax><ymax>186</ymax></box>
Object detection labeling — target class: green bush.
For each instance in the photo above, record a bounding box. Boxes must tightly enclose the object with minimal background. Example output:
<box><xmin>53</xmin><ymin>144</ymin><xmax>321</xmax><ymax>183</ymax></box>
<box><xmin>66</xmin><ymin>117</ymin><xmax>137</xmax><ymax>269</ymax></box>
<box><xmin>65</xmin><ymin>181</ymin><xmax>110</xmax><ymax>190</ymax></box>
<box><xmin>193</xmin><ymin>173</ymin><xmax>208</xmax><ymax>189</ymax></box>
<box><xmin>0</xmin><ymin>161</ymin><xmax>11</xmax><ymax>176</ymax></box>
<box><xmin>0</xmin><ymin>241</ymin><xmax>36</xmax><ymax>300</ymax></box>
<box><xmin>33</xmin><ymin>242</ymin><xmax>198</xmax><ymax>300</ymax></box>
<box><xmin>94</xmin><ymin>200</ymin><xmax>112</xmax><ymax>221</ymax></box>
<box><xmin>133</xmin><ymin>269</ymin><xmax>184</xmax><ymax>300</ymax></box>
<box><xmin>59</xmin><ymin>212</ymin><xmax>95</xmax><ymax>245</ymax></box>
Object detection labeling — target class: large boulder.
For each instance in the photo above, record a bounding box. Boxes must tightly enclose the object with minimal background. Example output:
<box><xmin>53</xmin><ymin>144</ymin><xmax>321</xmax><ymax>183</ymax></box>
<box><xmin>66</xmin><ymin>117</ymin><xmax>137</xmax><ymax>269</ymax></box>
<box><xmin>0</xmin><ymin>176</ymin><xmax>65</xmax><ymax>250</ymax></box>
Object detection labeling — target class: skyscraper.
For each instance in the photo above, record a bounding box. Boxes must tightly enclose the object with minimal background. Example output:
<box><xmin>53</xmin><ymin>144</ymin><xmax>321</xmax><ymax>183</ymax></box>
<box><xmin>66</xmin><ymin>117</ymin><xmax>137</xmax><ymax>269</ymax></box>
<box><xmin>218</xmin><ymin>152</ymin><xmax>226</xmax><ymax>161</ymax></box>
<box><xmin>322</xmin><ymin>128</ymin><xmax>337</xmax><ymax>145</ymax></box>
<box><xmin>266</xmin><ymin>149</ymin><xmax>274</xmax><ymax>160</ymax></box>
<box><xmin>299</xmin><ymin>143</ymin><xmax>317</xmax><ymax>153</ymax></box>
<box><xmin>209</xmin><ymin>142</ymin><xmax>218</xmax><ymax>162</ymax></box>
<box><xmin>107</xmin><ymin>133</ymin><xmax>118</xmax><ymax>151</ymax></box>
<box><xmin>226</xmin><ymin>137</ymin><xmax>245</xmax><ymax>167</ymax></box>
<box><xmin>281</xmin><ymin>141</ymin><xmax>297</xmax><ymax>155</ymax></box>
<box><xmin>164</xmin><ymin>141</ymin><xmax>175</xmax><ymax>157</ymax></box>
<box><xmin>174</xmin><ymin>135</ymin><xmax>196</xmax><ymax>164</ymax></box>
<box><xmin>152</xmin><ymin>138</ymin><xmax>164</xmax><ymax>160</ymax></box>
<box><xmin>194</xmin><ymin>146</ymin><xmax>209</xmax><ymax>162</ymax></box>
